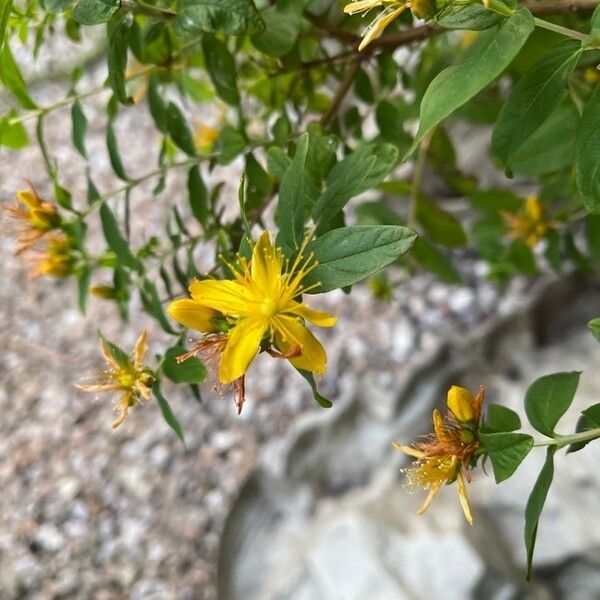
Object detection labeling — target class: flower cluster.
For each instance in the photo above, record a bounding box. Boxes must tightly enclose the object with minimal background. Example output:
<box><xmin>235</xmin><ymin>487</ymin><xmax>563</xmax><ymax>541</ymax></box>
<box><xmin>394</xmin><ymin>385</ymin><xmax>484</xmax><ymax>524</ymax></box>
<box><xmin>167</xmin><ymin>232</ymin><xmax>336</xmax><ymax>413</ymax></box>
<box><xmin>503</xmin><ymin>195</ymin><xmax>556</xmax><ymax>248</ymax></box>
<box><xmin>78</xmin><ymin>331</ymin><xmax>155</xmax><ymax>428</ymax></box>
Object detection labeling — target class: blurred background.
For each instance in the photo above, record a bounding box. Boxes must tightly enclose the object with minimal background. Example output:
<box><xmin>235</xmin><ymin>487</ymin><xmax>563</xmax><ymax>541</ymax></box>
<box><xmin>2</xmin><ymin>28</ymin><xmax>600</xmax><ymax>600</ymax></box>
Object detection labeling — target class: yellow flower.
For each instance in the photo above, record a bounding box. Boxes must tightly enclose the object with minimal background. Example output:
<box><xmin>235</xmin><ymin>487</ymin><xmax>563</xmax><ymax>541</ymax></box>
<box><xmin>3</xmin><ymin>184</ymin><xmax>61</xmax><ymax>255</ymax></box>
<box><xmin>167</xmin><ymin>232</ymin><xmax>337</xmax><ymax>412</ymax></box>
<box><xmin>194</xmin><ymin>120</ymin><xmax>220</xmax><ymax>153</ymax></box>
<box><xmin>29</xmin><ymin>234</ymin><xmax>75</xmax><ymax>278</ymax></box>
<box><xmin>503</xmin><ymin>195</ymin><xmax>555</xmax><ymax>247</ymax></box>
<box><xmin>77</xmin><ymin>331</ymin><xmax>154</xmax><ymax>429</ymax></box>
<box><xmin>344</xmin><ymin>1</ymin><xmax>409</xmax><ymax>51</ymax></box>
<box><xmin>394</xmin><ymin>386</ymin><xmax>485</xmax><ymax>524</ymax></box>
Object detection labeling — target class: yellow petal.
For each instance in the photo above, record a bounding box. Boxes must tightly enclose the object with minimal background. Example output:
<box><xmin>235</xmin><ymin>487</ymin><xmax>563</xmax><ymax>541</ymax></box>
<box><xmin>16</xmin><ymin>188</ymin><xmax>41</xmax><ymax>209</ymax></box>
<box><xmin>457</xmin><ymin>472</ymin><xmax>474</xmax><ymax>525</ymax></box>
<box><xmin>250</xmin><ymin>231</ymin><xmax>282</xmax><ymax>296</ymax></box>
<box><xmin>344</xmin><ymin>0</ymin><xmax>383</xmax><ymax>14</ymax></box>
<box><xmin>287</xmin><ymin>301</ymin><xmax>337</xmax><ymax>327</ymax></box>
<box><xmin>167</xmin><ymin>298</ymin><xmax>220</xmax><ymax>332</ymax></box>
<box><xmin>416</xmin><ymin>482</ymin><xmax>442</xmax><ymax>516</ymax></box>
<box><xmin>189</xmin><ymin>279</ymin><xmax>255</xmax><ymax>317</ymax></box>
<box><xmin>525</xmin><ymin>195</ymin><xmax>543</xmax><ymax>222</ymax></box>
<box><xmin>358</xmin><ymin>5</ymin><xmax>407</xmax><ymax>51</ymax></box>
<box><xmin>100</xmin><ymin>339</ymin><xmax>125</xmax><ymax>371</ymax></box>
<box><xmin>134</xmin><ymin>330</ymin><xmax>148</xmax><ymax>368</ymax></box>
<box><xmin>392</xmin><ymin>442</ymin><xmax>425</xmax><ymax>458</ymax></box>
<box><xmin>218</xmin><ymin>317</ymin><xmax>268</xmax><ymax>383</ymax></box>
<box><xmin>273</xmin><ymin>315</ymin><xmax>327</xmax><ymax>374</ymax></box>
<box><xmin>447</xmin><ymin>385</ymin><xmax>474</xmax><ymax>422</ymax></box>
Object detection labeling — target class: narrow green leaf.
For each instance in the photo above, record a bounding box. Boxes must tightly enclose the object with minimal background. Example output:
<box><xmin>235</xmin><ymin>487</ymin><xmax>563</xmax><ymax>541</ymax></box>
<box><xmin>201</xmin><ymin>35</ymin><xmax>240</xmax><ymax>105</ymax></box>
<box><xmin>71</xmin><ymin>100</ymin><xmax>87</xmax><ymax>157</ymax></box>
<box><xmin>140</xmin><ymin>278</ymin><xmax>177</xmax><ymax>334</ymax></box>
<box><xmin>411</xmin><ymin>237</ymin><xmax>462</xmax><ymax>283</ymax></box>
<box><xmin>415</xmin><ymin>194</ymin><xmax>467</xmax><ymax>247</ymax></box>
<box><xmin>567</xmin><ymin>403</ymin><xmax>600</xmax><ymax>453</ymax></box>
<box><xmin>0</xmin><ymin>111</ymin><xmax>28</xmax><ymax>149</ymax></box>
<box><xmin>312</xmin><ymin>143</ymin><xmax>398</xmax><ymax>229</ymax></box>
<box><xmin>100</xmin><ymin>202</ymin><xmax>140</xmax><ymax>271</ymax></box>
<box><xmin>106</xmin><ymin>120</ymin><xmax>129</xmax><ymax>180</ymax></box>
<box><xmin>165</xmin><ymin>102</ymin><xmax>197</xmax><ymax>156</ymax></box>
<box><xmin>98</xmin><ymin>332</ymin><xmax>131</xmax><ymax>369</ymax></box>
<box><xmin>161</xmin><ymin>344</ymin><xmax>207</xmax><ymax>384</ymax></box>
<box><xmin>72</xmin><ymin>0</ymin><xmax>118</xmax><ymax>24</ymax></box>
<box><xmin>0</xmin><ymin>0</ymin><xmax>13</xmax><ymax>51</ymax></box>
<box><xmin>480</xmin><ymin>431</ymin><xmax>533</xmax><ymax>483</ymax></box>
<box><xmin>77</xmin><ymin>264</ymin><xmax>92</xmax><ymax>313</ymax></box>
<box><xmin>276</xmin><ymin>132</ymin><xmax>309</xmax><ymax>253</ymax></box>
<box><xmin>575</xmin><ymin>83</ymin><xmax>600</xmax><ymax>212</ymax></box>
<box><xmin>524</xmin><ymin>448</ymin><xmax>555</xmax><ymax>580</ymax></box>
<box><xmin>295</xmin><ymin>368</ymin><xmax>332</xmax><ymax>409</ymax></box>
<box><xmin>492</xmin><ymin>40</ymin><xmax>582</xmax><ymax>168</ymax></box>
<box><xmin>0</xmin><ymin>43</ymin><xmax>37</xmax><ymax>109</ymax></box>
<box><xmin>407</xmin><ymin>10</ymin><xmax>534</xmax><ymax>157</ymax></box>
<box><xmin>188</xmin><ymin>166</ymin><xmax>209</xmax><ymax>228</ymax></box>
<box><xmin>215</xmin><ymin>125</ymin><xmax>245</xmax><ymax>164</ymax></box>
<box><xmin>524</xmin><ymin>371</ymin><xmax>581</xmax><ymax>437</ymax></box>
<box><xmin>588</xmin><ymin>318</ymin><xmax>600</xmax><ymax>343</ymax></box>
<box><xmin>485</xmin><ymin>403</ymin><xmax>521</xmax><ymax>432</ymax></box>
<box><xmin>435</xmin><ymin>3</ymin><xmax>503</xmax><ymax>30</ymax></box>
<box><xmin>176</xmin><ymin>0</ymin><xmax>264</xmax><ymax>36</ymax></box>
<box><xmin>152</xmin><ymin>383</ymin><xmax>185</xmax><ymax>444</ymax></box>
<box><xmin>303</xmin><ymin>225</ymin><xmax>416</xmax><ymax>294</ymax></box>
<box><xmin>107</xmin><ymin>14</ymin><xmax>132</xmax><ymax>105</ymax></box>
<box><xmin>147</xmin><ymin>76</ymin><xmax>167</xmax><ymax>133</ymax></box>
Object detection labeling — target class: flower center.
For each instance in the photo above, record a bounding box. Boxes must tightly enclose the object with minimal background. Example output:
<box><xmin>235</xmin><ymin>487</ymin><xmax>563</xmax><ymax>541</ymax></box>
<box><xmin>260</xmin><ymin>298</ymin><xmax>278</xmax><ymax>317</ymax></box>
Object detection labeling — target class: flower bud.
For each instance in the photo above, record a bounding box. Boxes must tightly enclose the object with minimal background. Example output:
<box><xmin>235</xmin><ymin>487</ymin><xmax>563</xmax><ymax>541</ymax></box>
<box><xmin>447</xmin><ymin>385</ymin><xmax>474</xmax><ymax>422</ymax></box>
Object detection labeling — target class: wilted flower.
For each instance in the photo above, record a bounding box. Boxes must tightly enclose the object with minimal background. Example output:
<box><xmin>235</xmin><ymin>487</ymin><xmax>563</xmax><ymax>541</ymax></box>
<box><xmin>167</xmin><ymin>231</ymin><xmax>336</xmax><ymax>413</ymax></box>
<box><xmin>3</xmin><ymin>184</ymin><xmax>61</xmax><ymax>254</ymax></box>
<box><xmin>503</xmin><ymin>195</ymin><xmax>555</xmax><ymax>247</ymax></box>
<box><xmin>29</xmin><ymin>234</ymin><xmax>75</xmax><ymax>278</ymax></box>
<box><xmin>394</xmin><ymin>385</ymin><xmax>484</xmax><ymax>524</ymax></box>
<box><xmin>77</xmin><ymin>331</ymin><xmax>155</xmax><ymax>429</ymax></box>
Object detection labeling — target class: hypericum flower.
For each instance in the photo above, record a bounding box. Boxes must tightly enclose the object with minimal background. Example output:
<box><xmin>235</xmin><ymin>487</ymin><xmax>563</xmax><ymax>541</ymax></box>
<box><xmin>503</xmin><ymin>195</ymin><xmax>555</xmax><ymax>248</ymax></box>
<box><xmin>394</xmin><ymin>385</ymin><xmax>484</xmax><ymax>524</ymax></box>
<box><xmin>3</xmin><ymin>184</ymin><xmax>61</xmax><ymax>254</ymax></box>
<box><xmin>167</xmin><ymin>231</ymin><xmax>337</xmax><ymax>413</ymax></box>
<box><xmin>77</xmin><ymin>331</ymin><xmax>155</xmax><ymax>429</ymax></box>
<box><xmin>194</xmin><ymin>120</ymin><xmax>220</xmax><ymax>153</ymax></box>
<box><xmin>29</xmin><ymin>234</ymin><xmax>75</xmax><ymax>278</ymax></box>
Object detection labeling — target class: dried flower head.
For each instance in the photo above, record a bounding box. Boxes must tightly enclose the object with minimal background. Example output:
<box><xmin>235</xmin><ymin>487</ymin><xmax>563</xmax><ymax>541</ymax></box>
<box><xmin>29</xmin><ymin>233</ymin><xmax>75</xmax><ymax>278</ymax></box>
<box><xmin>394</xmin><ymin>385</ymin><xmax>485</xmax><ymax>524</ymax></box>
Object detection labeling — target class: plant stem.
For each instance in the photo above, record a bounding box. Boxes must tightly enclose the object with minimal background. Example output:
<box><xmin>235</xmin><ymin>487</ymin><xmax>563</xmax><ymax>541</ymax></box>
<box><xmin>408</xmin><ymin>130</ymin><xmax>433</xmax><ymax>228</ymax></box>
<box><xmin>532</xmin><ymin>16</ymin><xmax>589</xmax><ymax>41</ymax></box>
<box><xmin>533</xmin><ymin>427</ymin><xmax>600</xmax><ymax>449</ymax></box>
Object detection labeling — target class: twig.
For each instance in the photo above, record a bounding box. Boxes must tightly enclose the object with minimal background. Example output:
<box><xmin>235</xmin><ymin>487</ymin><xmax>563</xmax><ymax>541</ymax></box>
<box><xmin>320</xmin><ymin>58</ymin><xmax>362</xmax><ymax>127</ymax></box>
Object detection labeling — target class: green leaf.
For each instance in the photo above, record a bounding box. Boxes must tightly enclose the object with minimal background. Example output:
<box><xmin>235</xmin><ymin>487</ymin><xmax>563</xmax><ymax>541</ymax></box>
<box><xmin>41</xmin><ymin>0</ymin><xmax>74</xmax><ymax>11</ymax></box>
<box><xmin>575</xmin><ymin>83</ymin><xmax>600</xmax><ymax>212</ymax></box>
<box><xmin>480</xmin><ymin>431</ymin><xmax>533</xmax><ymax>483</ymax></box>
<box><xmin>510</xmin><ymin>100</ymin><xmax>578</xmax><ymax>176</ymax></box>
<box><xmin>99</xmin><ymin>203</ymin><xmax>141</xmax><ymax>271</ymax></box>
<box><xmin>524</xmin><ymin>371</ymin><xmax>581</xmax><ymax>437</ymax></box>
<box><xmin>0</xmin><ymin>43</ymin><xmax>37</xmax><ymax>109</ymax></box>
<box><xmin>508</xmin><ymin>239</ymin><xmax>537</xmax><ymax>277</ymax></box>
<box><xmin>251</xmin><ymin>6</ymin><xmax>299</xmax><ymax>57</ymax></box>
<box><xmin>303</xmin><ymin>225</ymin><xmax>416</xmax><ymax>294</ymax></box>
<box><xmin>98</xmin><ymin>332</ymin><xmax>131</xmax><ymax>370</ymax></box>
<box><xmin>588</xmin><ymin>318</ymin><xmax>600</xmax><ymax>343</ymax></box>
<box><xmin>468</xmin><ymin>188</ymin><xmax>521</xmax><ymax>213</ymax></box>
<box><xmin>176</xmin><ymin>0</ymin><xmax>264</xmax><ymax>36</ymax></box>
<box><xmin>188</xmin><ymin>166</ymin><xmax>209</xmax><ymax>228</ymax></box>
<box><xmin>407</xmin><ymin>10</ymin><xmax>534</xmax><ymax>157</ymax></box>
<box><xmin>107</xmin><ymin>14</ymin><xmax>132</xmax><ymax>105</ymax></box>
<box><xmin>140</xmin><ymin>278</ymin><xmax>177</xmax><ymax>334</ymax></box>
<box><xmin>415</xmin><ymin>194</ymin><xmax>467</xmax><ymax>247</ymax></box>
<box><xmin>147</xmin><ymin>76</ymin><xmax>167</xmax><ymax>133</ymax></box>
<box><xmin>77</xmin><ymin>264</ymin><xmax>92</xmax><ymax>313</ymax></box>
<box><xmin>165</xmin><ymin>102</ymin><xmax>197</xmax><ymax>156</ymax></box>
<box><xmin>585</xmin><ymin>215</ymin><xmax>600</xmax><ymax>262</ymax></box>
<box><xmin>215</xmin><ymin>125</ymin><xmax>246</xmax><ymax>164</ymax></box>
<box><xmin>492</xmin><ymin>40</ymin><xmax>582</xmax><ymax>169</ymax></box>
<box><xmin>72</xmin><ymin>0</ymin><xmax>118</xmax><ymax>24</ymax></box>
<box><xmin>71</xmin><ymin>100</ymin><xmax>87</xmax><ymax>157</ymax></box>
<box><xmin>435</xmin><ymin>3</ymin><xmax>503</xmax><ymax>30</ymax></box>
<box><xmin>0</xmin><ymin>0</ymin><xmax>13</xmax><ymax>51</ymax></box>
<box><xmin>485</xmin><ymin>403</ymin><xmax>521</xmax><ymax>432</ymax></box>
<box><xmin>0</xmin><ymin>111</ymin><xmax>28</xmax><ymax>149</ymax></box>
<box><xmin>524</xmin><ymin>448</ymin><xmax>555</xmax><ymax>580</ymax></box>
<box><xmin>244</xmin><ymin>152</ymin><xmax>271</xmax><ymax>213</ymax></box>
<box><xmin>152</xmin><ymin>383</ymin><xmax>185</xmax><ymax>444</ymax></box>
<box><xmin>295</xmin><ymin>368</ymin><xmax>332</xmax><ymax>409</ymax></box>
<box><xmin>106</xmin><ymin>120</ymin><xmax>129</xmax><ymax>180</ymax></box>
<box><xmin>276</xmin><ymin>132</ymin><xmax>309</xmax><ymax>253</ymax></box>
<box><xmin>312</xmin><ymin>143</ymin><xmax>398</xmax><ymax>230</ymax></box>
<box><xmin>567</xmin><ymin>403</ymin><xmax>600</xmax><ymax>453</ymax></box>
<box><xmin>162</xmin><ymin>344</ymin><xmax>207</xmax><ymax>384</ymax></box>
<box><xmin>410</xmin><ymin>237</ymin><xmax>462</xmax><ymax>283</ymax></box>
<box><xmin>201</xmin><ymin>35</ymin><xmax>240</xmax><ymax>105</ymax></box>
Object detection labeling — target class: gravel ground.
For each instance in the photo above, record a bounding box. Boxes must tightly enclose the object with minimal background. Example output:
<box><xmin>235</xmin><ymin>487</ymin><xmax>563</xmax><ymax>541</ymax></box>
<box><xmin>0</xmin><ymin>37</ymin><xmax>541</xmax><ymax>599</ymax></box>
